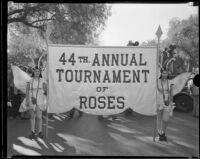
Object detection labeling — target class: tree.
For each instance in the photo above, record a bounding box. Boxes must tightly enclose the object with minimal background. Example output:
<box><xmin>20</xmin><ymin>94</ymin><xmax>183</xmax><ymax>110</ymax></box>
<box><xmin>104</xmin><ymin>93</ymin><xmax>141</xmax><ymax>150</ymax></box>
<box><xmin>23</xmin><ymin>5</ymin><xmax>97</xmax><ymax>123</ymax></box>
<box><xmin>166</xmin><ymin>15</ymin><xmax>199</xmax><ymax>71</ymax></box>
<box><xmin>8</xmin><ymin>23</ymin><xmax>47</xmax><ymax>68</ymax></box>
<box><xmin>140</xmin><ymin>39</ymin><xmax>157</xmax><ymax>46</ymax></box>
<box><xmin>8</xmin><ymin>3</ymin><xmax>56</xmax><ymax>30</ymax></box>
<box><xmin>8</xmin><ymin>3</ymin><xmax>111</xmax><ymax>45</ymax></box>
<box><xmin>8</xmin><ymin>3</ymin><xmax>111</xmax><ymax>67</ymax></box>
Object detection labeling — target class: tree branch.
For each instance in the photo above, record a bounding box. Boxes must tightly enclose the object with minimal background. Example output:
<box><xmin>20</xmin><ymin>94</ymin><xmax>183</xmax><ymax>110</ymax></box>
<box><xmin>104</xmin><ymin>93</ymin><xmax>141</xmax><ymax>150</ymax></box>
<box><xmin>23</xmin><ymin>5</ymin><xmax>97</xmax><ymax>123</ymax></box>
<box><xmin>23</xmin><ymin>21</ymin><xmax>44</xmax><ymax>30</ymax></box>
<box><xmin>8</xmin><ymin>5</ymin><xmax>41</xmax><ymax>17</ymax></box>
<box><xmin>30</xmin><ymin>18</ymin><xmax>56</xmax><ymax>25</ymax></box>
<box><xmin>8</xmin><ymin>4</ymin><xmax>49</xmax><ymax>23</ymax></box>
<box><xmin>8</xmin><ymin>8</ymin><xmax>25</xmax><ymax>16</ymax></box>
<box><xmin>8</xmin><ymin>17</ymin><xmax>25</xmax><ymax>24</ymax></box>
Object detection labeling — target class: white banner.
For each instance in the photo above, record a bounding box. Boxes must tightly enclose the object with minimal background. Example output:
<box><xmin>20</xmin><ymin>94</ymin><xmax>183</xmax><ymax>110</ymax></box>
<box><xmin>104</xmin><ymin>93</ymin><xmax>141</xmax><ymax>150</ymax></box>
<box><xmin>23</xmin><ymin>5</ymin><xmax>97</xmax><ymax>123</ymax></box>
<box><xmin>48</xmin><ymin>45</ymin><xmax>157</xmax><ymax>115</ymax></box>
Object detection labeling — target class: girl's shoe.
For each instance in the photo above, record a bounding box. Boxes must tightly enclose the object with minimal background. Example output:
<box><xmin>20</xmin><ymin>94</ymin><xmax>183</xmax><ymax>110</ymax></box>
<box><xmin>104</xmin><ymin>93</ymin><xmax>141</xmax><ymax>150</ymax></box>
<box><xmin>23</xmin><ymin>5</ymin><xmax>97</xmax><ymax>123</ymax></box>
<box><xmin>29</xmin><ymin>131</ymin><xmax>36</xmax><ymax>139</ymax></box>
<box><xmin>111</xmin><ymin>116</ymin><xmax>118</xmax><ymax>120</ymax></box>
<box><xmin>38</xmin><ymin>132</ymin><xmax>44</xmax><ymax>139</ymax></box>
<box><xmin>158</xmin><ymin>133</ymin><xmax>167</xmax><ymax>141</ymax></box>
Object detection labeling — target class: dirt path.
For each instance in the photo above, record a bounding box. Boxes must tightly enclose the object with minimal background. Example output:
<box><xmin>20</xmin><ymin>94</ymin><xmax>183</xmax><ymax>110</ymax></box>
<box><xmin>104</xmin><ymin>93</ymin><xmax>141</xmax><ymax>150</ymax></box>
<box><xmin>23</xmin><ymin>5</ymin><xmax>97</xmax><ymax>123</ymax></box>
<box><xmin>7</xmin><ymin>111</ymin><xmax>199</xmax><ymax>157</ymax></box>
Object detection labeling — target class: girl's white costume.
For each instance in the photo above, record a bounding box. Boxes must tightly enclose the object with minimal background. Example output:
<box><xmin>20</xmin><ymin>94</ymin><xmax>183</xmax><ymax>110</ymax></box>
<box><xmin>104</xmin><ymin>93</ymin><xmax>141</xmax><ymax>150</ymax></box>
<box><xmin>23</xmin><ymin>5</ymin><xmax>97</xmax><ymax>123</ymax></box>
<box><xmin>12</xmin><ymin>53</ymin><xmax>48</xmax><ymax>112</ymax></box>
<box><xmin>19</xmin><ymin>78</ymin><xmax>47</xmax><ymax>112</ymax></box>
<box><xmin>157</xmin><ymin>79</ymin><xmax>175</xmax><ymax>116</ymax></box>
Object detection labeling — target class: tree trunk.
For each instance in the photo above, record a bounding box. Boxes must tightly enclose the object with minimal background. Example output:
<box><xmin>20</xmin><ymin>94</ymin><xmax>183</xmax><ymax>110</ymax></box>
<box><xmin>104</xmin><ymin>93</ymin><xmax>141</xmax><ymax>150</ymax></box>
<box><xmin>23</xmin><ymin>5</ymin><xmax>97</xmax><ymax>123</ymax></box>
<box><xmin>187</xmin><ymin>61</ymin><xmax>190</xmax><ymax>72</ymax></box>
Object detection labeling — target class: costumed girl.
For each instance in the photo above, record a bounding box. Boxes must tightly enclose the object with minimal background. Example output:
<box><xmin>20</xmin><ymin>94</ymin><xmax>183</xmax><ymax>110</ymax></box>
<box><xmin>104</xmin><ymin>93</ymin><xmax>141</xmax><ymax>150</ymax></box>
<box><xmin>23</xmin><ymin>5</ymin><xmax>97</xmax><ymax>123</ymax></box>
<box><xmin>156</xmin><ymin>56</ymin><xmax>176</xmax><ymax>141</ymax></box>
<box><xmin>20</xmin><ymin>49</ymin><xmax>47</xmax><ymax>139</ymax></box>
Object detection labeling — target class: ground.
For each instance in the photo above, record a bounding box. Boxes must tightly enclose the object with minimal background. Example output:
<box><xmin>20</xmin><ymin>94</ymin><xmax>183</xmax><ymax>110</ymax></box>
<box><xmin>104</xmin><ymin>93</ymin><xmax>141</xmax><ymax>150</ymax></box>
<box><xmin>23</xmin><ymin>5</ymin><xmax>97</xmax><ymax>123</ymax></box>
<box><xmin>7</xmin><ymin>110</ymin><xmax>199</xmax><ymax>157</ymax></box>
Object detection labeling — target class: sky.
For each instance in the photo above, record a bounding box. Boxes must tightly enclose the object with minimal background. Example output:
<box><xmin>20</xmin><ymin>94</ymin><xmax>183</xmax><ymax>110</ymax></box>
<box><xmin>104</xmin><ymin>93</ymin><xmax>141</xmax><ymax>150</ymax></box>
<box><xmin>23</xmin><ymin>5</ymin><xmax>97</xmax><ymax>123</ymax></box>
<box><xmin>99</xmin><ymin>3</ymin><xmax>198</xmax><ymax>46</ymax></box>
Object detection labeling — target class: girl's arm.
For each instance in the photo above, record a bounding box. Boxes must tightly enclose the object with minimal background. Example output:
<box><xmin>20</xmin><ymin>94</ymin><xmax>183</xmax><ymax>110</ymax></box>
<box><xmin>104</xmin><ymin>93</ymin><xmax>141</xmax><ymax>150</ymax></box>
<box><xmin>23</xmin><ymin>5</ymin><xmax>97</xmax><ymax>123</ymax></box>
<box><xmin>42</xmin><ymin>82</ymin><xmax>47</xmax><ymax>95</ymax></box>
<box><xmin>169</xmin><ymin>84</ymin><xmax>174</xmax><ymax>106</ymax></box>
<box><xmin>26</xmin><ymin>82</ymin><xmax>30</xmax><ymax>106</ymax></box>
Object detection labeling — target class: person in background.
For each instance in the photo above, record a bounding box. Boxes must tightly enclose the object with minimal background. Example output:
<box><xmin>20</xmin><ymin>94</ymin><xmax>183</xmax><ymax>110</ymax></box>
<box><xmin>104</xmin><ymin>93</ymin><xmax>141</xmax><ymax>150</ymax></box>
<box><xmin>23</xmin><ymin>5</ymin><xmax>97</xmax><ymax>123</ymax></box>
<box><xmin>68</xmin><ymin>108</ymin><xmax>83</xmax><ymax>119</ymax></box>
<box><xmin>110</xmin><ymin>114</ymin><xmax>118</xmax><ymax>120</ymax></box>
<box><xmin>191</xmin><ymin>68</ymin><xmax>199</xmax><ymax>117</ymax></box>
<box><xmin>7</xmin><ymin>68</ymin><xmax>21</xmax><ymax>119</ymax></box>
<box><xmin>7</xmin><ymin>78</ymin><xmax>13</xmax><ymax>116</ymax></box>
<box><xmin>8</xmin><ymin>68</ymin><xmax>12</xmax><ymax>117</ymax></box>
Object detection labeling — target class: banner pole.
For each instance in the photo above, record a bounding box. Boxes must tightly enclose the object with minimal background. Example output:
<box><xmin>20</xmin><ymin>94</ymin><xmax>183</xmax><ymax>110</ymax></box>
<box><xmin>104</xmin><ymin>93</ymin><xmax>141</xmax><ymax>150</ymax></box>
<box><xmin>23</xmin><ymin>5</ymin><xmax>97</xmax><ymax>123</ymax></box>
<box><xmin>43</xmin><ymin>29</ymin><xmax>50</xmax><ymax>140</ymax></box>
<box><xmin>153</xmin><ymin>41</ymin><xmax>159</xmax><ymax>142</ymax></box>
<box><xmin>154</xmin><ymin>25</ymin><xmax>163</xmax><ymax>141</ymax></box>
<box><xmin>45</xmin><ymin>41</ymin><xmax>49</xmax><ymax>139</ymax></box>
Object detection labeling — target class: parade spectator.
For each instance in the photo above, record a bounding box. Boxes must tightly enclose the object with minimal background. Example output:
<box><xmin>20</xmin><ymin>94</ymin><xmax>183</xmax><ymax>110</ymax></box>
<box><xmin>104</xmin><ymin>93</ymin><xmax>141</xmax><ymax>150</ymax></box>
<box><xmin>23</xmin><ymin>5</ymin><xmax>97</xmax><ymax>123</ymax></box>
<box><xmin>110</xmin><ymin>115</ymin><xmax>118</xmax><ymax>120</ymax></box>
<box><xmin>191</xmin><ymin>68</ymin><xmax>199</xmax><ymax>117</ymax></box>
<box><xmin>68</xmin><ymin>108</ymin><xmax>83</xmax><ymax>119</ymax></box>
<box><xmin>7</xmin><ymin>69</ymin><xmax>21</xmax><ymax>119</ymax></box>
<box><xmin>7</xmin><ymin>69</ymin><xmax>12</xmax><ymax>117</ymax></box>
<box><xmin>7</xmin><ymin>78</ymin><xmax>13</xmax><ymax>116</ymax></box>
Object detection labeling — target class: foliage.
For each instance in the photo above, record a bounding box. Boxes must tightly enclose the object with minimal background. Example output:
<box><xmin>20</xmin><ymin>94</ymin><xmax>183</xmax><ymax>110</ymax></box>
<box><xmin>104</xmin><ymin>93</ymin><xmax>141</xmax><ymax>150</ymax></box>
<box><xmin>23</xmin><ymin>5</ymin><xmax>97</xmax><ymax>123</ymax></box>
<box><xmin>49</xmin><ymin>4</ymin><xmax>111</xmax><ymax>45</ymax></box>
<box><xmin>140</xmin><ymin>14</ymin><xmax>198</xmax><ymax>73</ymax></box>
<box><xmin>8</xmin><ymin>23</ymin><xmax>47</xmax><ymax>67</ymax></box>
<box><xmin>8</xmin><ymin>3</ymin><xmax>111</xmax><ymax>45</ymax></box>
<box><xmin>166</xmin><ymin>15</ymin><xmax>199</xmax><ymax>70</ymax></box>
<box><xmin>8</xmin><ymin>3</ymin><xmax>65</xmax><ymax>30</ymax></box>
<box><xmin>8</xmin><ymin>3</ymin><xmax>111</xmax><ymax>67</ymax></box>
<box><xmin>140</xmin><ymin>39</ymin><xmax>157</xmax><ymax>46</ymax></box>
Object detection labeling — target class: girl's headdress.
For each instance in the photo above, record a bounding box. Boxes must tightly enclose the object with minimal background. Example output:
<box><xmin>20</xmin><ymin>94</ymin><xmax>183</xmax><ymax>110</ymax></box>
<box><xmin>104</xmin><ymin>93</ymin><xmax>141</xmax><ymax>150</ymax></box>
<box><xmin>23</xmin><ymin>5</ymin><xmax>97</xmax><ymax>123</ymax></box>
<box><xmin>29</xmin><ymin>48</ymin><xmax>45</xmax><ymax>78</ymax></box>
<box><xmin>159</xmin><ymin>44</ymin><xmax>176</xmax><ymax>79</ymax></box>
